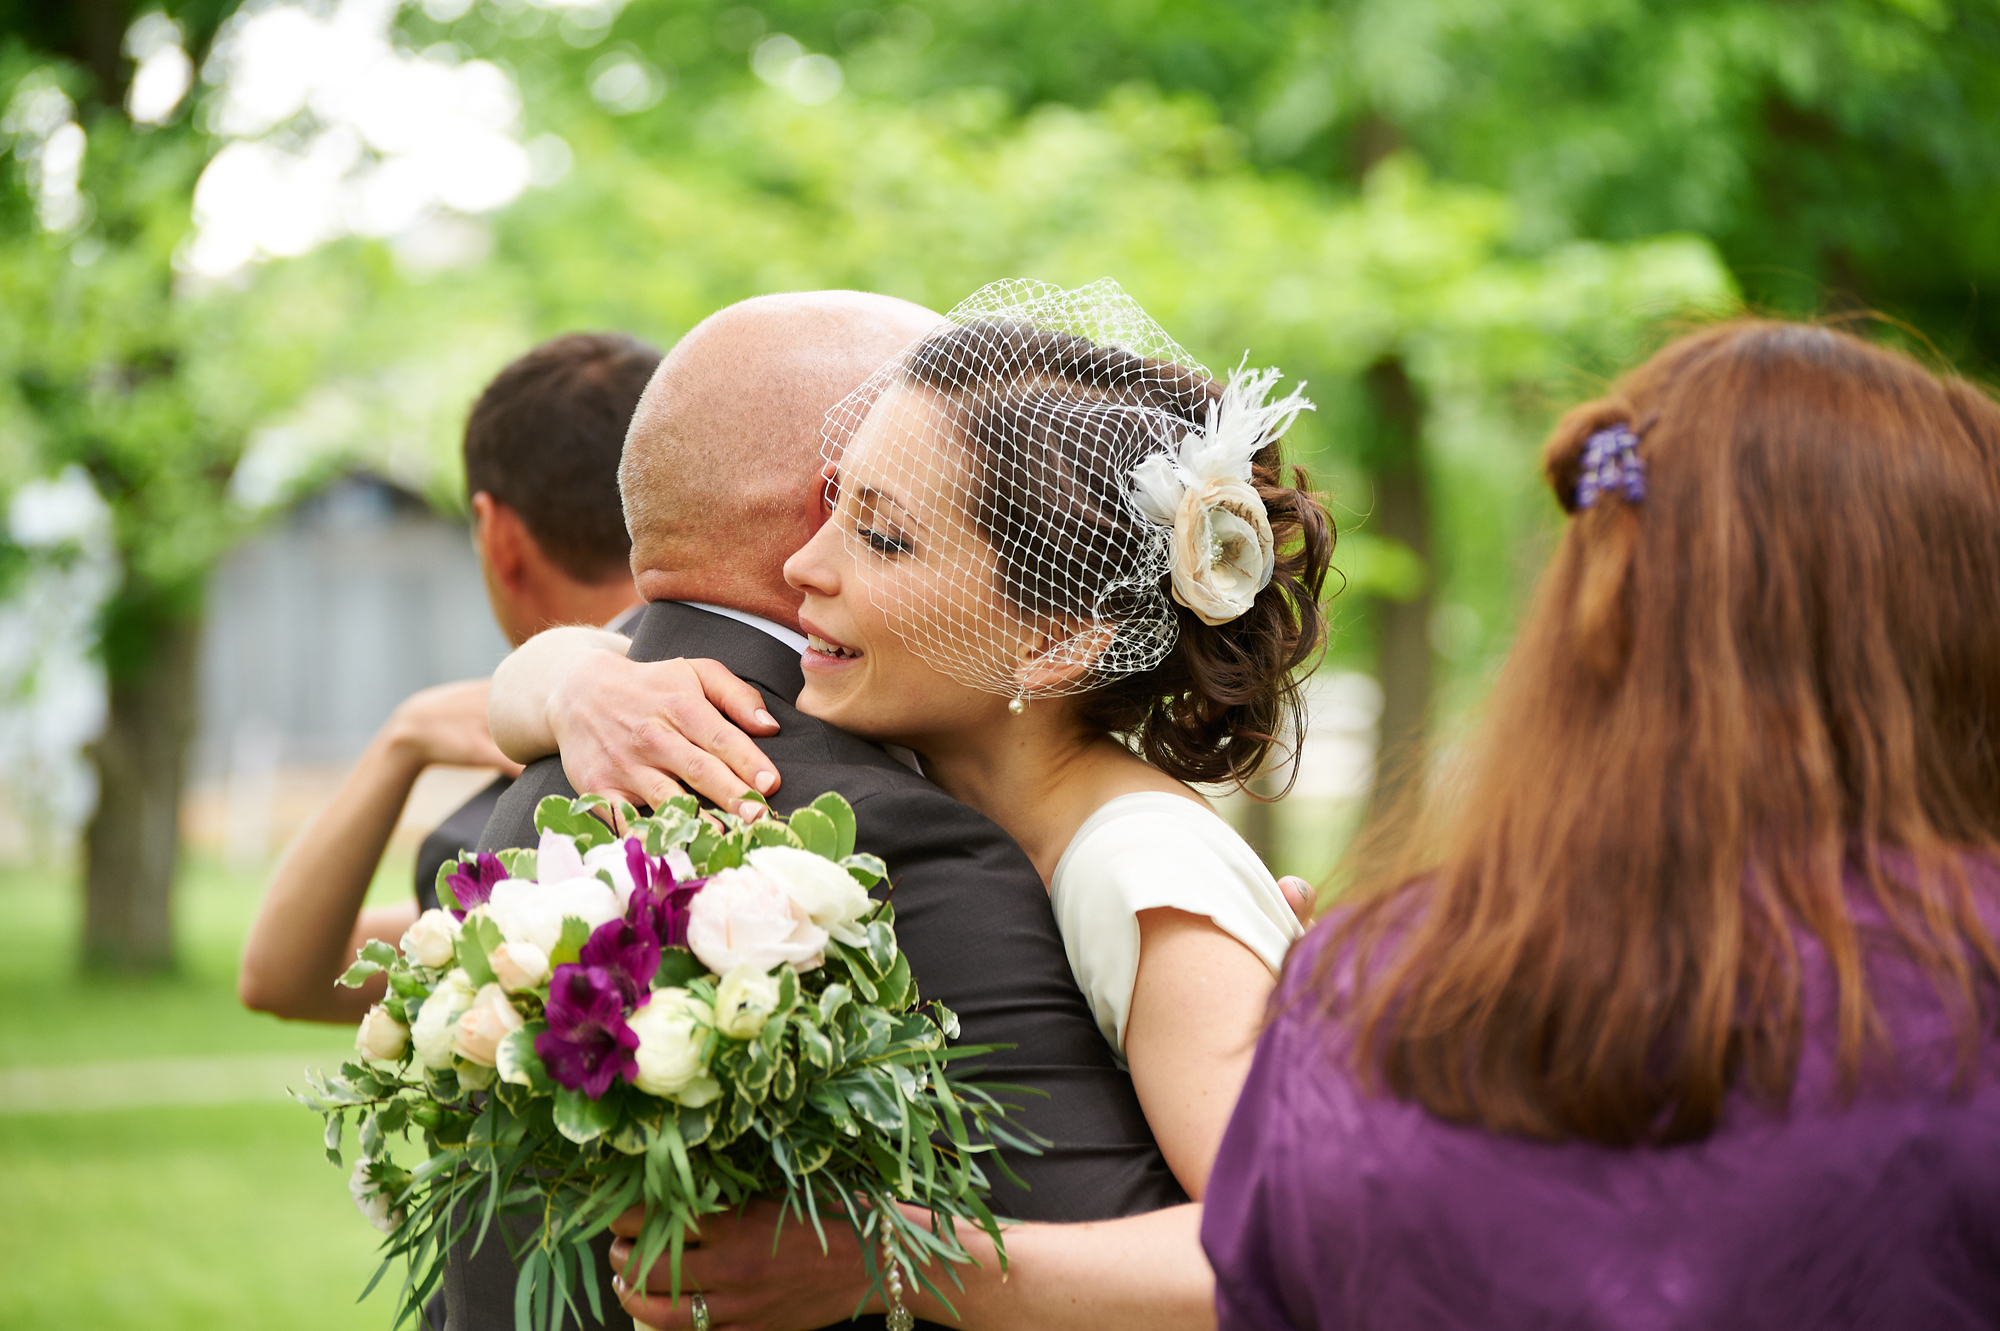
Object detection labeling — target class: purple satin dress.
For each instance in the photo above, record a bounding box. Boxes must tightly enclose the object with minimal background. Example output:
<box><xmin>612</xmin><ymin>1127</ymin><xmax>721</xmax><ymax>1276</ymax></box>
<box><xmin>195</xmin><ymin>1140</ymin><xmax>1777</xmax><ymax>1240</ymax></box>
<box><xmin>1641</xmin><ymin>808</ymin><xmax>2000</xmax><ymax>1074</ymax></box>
<box><xmin>1201</xmin><ymin>869</ymin><xmax>2000</xmax><ymax>1330</ymax></box>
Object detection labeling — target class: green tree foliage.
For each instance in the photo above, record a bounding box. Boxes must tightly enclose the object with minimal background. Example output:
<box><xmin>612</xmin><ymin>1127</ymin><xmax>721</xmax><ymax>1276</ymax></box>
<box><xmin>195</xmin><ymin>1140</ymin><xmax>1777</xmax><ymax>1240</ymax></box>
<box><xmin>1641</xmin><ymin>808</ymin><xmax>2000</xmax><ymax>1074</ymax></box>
<box><xmin>9</xmin><ymin>0</ymin><xmax>1989</xmax><ymax>954</ymax></box>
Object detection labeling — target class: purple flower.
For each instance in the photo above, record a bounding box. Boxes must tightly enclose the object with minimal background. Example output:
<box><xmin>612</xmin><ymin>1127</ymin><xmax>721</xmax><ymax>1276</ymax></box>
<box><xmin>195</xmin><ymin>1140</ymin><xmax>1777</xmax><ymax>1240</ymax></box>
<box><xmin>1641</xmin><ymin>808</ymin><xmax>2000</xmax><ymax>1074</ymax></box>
<box><xmin>444</xmin><ymin>852</ymin><xmax>507</xmax><ymax>919</ymax></box>
<box><xmin>624</xmin><ymin>839</ymin><xmax>705</xmax><ymax>949</ymax></box>
<box><xmin>535</xmin><ymin>965</ymin><xmax>639</xmax><ymax>1098</ymax></box>
<box><xmin>579</xmin><ymin>915</ymin><xmax>661</xmax><ymax>1006</ymax></box>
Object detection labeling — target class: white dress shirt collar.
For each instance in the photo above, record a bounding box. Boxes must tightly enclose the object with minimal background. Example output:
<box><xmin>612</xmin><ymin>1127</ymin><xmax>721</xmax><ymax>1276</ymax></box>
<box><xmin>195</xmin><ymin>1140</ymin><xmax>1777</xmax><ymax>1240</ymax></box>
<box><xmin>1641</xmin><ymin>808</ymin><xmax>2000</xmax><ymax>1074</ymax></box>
<box><xmin>674</xmin><ymin>601</ymin><xmax>809</xmax><ymax>655</ymax></box>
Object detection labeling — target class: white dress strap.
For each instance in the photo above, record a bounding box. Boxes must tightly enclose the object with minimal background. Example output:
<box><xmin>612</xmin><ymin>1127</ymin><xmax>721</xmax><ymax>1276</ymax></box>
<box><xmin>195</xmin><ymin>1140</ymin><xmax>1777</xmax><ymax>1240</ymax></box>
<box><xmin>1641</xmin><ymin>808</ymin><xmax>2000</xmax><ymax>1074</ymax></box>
<box><xmin>1049</xmin><ymin>792</ymin><xmax>1302</xmax><ymax>1062</ymax></box>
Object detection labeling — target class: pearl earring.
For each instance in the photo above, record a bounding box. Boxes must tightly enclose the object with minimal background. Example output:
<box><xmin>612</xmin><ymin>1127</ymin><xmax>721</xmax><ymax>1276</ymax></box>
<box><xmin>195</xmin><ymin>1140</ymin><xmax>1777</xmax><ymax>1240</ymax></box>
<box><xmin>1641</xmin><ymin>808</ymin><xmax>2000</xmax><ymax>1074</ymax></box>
<box><xmin>1008</xmin><ymin>693</ymin><xmax>1027</xmax><ymax>715</ymax></box>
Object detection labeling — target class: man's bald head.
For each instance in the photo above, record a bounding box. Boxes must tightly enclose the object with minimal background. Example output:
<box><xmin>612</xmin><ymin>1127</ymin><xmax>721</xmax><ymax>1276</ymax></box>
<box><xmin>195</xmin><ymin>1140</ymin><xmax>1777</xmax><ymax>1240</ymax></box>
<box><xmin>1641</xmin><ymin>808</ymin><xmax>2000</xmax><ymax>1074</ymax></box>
<box><xmin>619</xmin><ymin>290</ymin><xmax>944</xmax><ymax>625</ymax></box>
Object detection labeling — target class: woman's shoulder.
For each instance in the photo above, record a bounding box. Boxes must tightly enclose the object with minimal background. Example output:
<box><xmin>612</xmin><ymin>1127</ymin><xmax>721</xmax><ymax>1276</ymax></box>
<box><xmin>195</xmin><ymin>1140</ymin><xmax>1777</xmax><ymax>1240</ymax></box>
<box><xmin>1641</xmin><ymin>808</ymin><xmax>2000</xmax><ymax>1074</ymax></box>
<box><xmin>1064</xmin><ymin>783</ymin><xmax>1264</xmax><ymax>867</ymax></box>
<box><xmin>1052</xmin><ymin>789</ymin><xmax>1302</xmax><ymax>955</ymax></box>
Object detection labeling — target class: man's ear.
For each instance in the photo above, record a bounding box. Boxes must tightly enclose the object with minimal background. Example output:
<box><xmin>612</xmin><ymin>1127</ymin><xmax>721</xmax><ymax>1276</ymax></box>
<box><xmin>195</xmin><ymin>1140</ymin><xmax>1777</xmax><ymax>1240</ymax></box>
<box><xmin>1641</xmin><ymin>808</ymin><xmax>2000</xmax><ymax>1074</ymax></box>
<box><xmin>472</xmin><ymin>492</ymin><xmax>527</xmax><ymax>592</ymax></box>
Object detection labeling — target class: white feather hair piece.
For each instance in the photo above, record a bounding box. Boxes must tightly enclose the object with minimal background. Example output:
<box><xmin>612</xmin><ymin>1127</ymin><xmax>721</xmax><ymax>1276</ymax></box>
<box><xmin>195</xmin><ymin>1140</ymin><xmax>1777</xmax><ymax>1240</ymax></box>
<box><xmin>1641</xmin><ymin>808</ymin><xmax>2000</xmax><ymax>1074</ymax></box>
<box><xmin>1128</xmin><ymin>362</ymin><xmax>1314</xmax><ymax>615</ymax></box>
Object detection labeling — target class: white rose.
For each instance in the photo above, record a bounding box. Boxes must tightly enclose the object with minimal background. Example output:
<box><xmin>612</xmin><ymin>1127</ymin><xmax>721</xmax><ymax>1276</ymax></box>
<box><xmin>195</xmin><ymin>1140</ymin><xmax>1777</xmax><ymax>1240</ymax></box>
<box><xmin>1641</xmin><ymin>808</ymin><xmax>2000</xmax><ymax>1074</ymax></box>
<box><xmin>349</xmin><ymin>1160</ymin><xmax>403</xmax><ymax>1235</ymax></box>
<box><xmin>745</xmin><ymin>846</ymin><xmax>874</xmax><ymax>948</ymax></box>
<box><xmin>411</xmin><ymin>969</ymin><xmax>478</xmax><ymax>1069</ymax></box>
<box><xmin>686</xmin><ymin>866</ymin><xmax>829</xmax><ymax>975</ymax></box>
<box><xmin>481</xmin><ymin>876</ymin><xmax>622</xmax><ymax>956</ymax></box>
<box><xmin>452</xmin><ymin>983</ymin><xmax>524</xmax><ymax>1067</ymax></box>
<box><xmin>582</xmin><ymin>839</ymin><xmax>640</xmax><ymax>906</ymax></box>
<box><xmin>1167</xmin><ymin>478</ymin><xmax>1275</xmax><ymax>626</ymax></box>
<box><xmin>399</xmin><ymin>909</ymin><xmax>462</xmax><ymax>969</ymax></box>
<box><xmin>355</xmin><ymin>1005</ymin><xmax>409</xmax><ymax>1062</ymax></box>
<box><xmin>713</xmin><ymin>964</ymin><xmax>783</xmax><ymax>1040</ymax></box>
<box><xmin>489</xmin><ymin>941</ymin><xmax>550</xmax><ymax>993</ymax></box>
<box><xmin>627</xmin><ymin>988</ymin><xmax>722</xmax><ymax>1106</ymax></box>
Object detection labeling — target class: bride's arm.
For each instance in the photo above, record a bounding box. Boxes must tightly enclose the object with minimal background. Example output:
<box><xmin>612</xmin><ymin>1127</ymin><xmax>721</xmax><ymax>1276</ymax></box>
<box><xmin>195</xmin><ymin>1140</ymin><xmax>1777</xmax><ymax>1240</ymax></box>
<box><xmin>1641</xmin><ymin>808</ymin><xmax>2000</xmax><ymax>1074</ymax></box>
<box><xmin>487</xmin><ymin>625</ymin><xmax>783</xmax><ymax>815</ymax></box>
<box><xmin>612</xmin><ymin>1201</ymin><xmax>1216</xmax><ymax>1331</ymax></box>
<box><xmin>1123</xmin><ymin>908</ymin><xmax>1276</xmax><ymax>1198</ymax></box>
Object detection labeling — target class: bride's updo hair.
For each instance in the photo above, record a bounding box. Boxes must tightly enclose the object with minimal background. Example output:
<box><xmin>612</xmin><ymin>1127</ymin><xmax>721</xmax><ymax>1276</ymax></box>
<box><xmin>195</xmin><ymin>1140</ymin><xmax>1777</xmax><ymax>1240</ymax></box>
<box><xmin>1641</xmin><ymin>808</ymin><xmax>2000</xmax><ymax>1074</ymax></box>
<box><xmin>896</xmin><ymin>318</ymin><xmax>1334</xmax><ymax>789</ymax></box>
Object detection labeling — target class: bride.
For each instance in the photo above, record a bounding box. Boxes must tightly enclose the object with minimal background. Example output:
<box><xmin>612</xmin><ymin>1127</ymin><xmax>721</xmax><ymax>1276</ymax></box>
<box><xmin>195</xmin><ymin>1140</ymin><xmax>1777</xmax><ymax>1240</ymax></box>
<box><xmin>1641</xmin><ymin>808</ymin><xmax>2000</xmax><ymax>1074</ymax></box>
<box><xmin>491</xmin><ymin>279</ymin><xmax>1333</xmax><ymax>1318</ymax></box>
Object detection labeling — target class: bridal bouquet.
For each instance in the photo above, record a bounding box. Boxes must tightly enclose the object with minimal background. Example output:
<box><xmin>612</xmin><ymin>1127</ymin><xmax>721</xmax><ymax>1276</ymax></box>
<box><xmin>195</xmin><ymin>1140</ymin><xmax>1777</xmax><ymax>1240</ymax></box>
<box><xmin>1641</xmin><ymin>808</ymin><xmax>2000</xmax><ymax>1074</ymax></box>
<box><xmin>299</xmin><ymin>791</ymin><xmax>1033</xmax><ymax>1331</ymax></box>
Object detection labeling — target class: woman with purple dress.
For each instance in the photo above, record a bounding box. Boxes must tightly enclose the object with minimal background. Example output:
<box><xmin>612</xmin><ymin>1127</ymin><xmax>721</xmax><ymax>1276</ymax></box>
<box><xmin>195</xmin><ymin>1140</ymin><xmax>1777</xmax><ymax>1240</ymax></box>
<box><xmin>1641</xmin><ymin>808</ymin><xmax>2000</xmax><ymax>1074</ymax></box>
<box><xmin>1202</xmin><ymin>320</ymin><xmax>2000</xmax><ymax>1330</ymax></box>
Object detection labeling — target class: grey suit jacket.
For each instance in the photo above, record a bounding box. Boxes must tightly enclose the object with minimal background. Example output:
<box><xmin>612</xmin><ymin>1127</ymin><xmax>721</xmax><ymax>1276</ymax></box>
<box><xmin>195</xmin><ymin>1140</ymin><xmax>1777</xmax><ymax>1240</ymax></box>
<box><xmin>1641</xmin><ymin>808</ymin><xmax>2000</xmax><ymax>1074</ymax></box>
<box><xmin>445</xmin><ymin>601</ymin><xmax>1184</xmax><ymax>1331</ymax></box>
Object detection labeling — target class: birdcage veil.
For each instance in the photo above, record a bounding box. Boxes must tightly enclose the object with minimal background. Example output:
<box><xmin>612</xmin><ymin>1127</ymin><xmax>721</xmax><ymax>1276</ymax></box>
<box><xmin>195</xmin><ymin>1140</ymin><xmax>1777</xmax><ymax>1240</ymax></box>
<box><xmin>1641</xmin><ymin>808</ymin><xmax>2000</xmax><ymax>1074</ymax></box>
<box><xmin>819</xmin><ymin>277</ymin><xmax>1312</xmax><ymax>703</ymax></box>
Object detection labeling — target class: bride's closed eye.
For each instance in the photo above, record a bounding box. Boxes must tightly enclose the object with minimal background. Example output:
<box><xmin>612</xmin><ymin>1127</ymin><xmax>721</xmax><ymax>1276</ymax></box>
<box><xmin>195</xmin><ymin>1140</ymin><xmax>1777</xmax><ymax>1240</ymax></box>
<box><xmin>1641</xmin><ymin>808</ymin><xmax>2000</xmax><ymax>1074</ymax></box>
<box><xmin>859</xmin><ymin>524</ymin><xmax>915</xmax><ymax>557</ymax></box>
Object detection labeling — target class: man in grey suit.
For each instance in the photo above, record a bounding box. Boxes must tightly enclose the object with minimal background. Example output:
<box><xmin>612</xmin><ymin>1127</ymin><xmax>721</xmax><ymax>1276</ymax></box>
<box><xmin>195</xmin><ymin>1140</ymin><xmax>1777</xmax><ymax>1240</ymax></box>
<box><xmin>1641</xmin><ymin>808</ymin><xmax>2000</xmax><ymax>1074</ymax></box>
<box><xmin>448</xmin><ymin>292</ymin><xmax>1205</xmax><ymax>1330</ymax></box>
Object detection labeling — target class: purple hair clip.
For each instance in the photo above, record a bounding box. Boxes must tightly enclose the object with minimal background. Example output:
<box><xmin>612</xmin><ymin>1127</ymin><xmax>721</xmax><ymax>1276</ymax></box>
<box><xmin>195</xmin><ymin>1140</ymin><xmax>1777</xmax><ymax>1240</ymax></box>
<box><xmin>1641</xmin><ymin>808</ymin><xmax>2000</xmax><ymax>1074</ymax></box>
<box><xmin>1574</xmin><ymin>423</ymin><xmax>1647</xmax><ymax>510</ymax></box>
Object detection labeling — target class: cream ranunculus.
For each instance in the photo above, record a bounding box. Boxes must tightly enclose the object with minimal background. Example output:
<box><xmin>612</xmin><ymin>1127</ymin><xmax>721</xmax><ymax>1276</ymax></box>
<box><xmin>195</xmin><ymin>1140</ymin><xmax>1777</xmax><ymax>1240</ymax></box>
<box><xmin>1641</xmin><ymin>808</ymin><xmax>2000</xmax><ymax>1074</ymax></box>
<box><xmin>686</xmin><ymin>866</ymin><xmax>829</xmax><ymax>975</ymax></box>
<box><xmin>489</xmin><ymin>940</ymin><xmax>551</xmax><ymax>993</ymax></box>
<box><xmin>410</xmin><ymin>969</ymin><xmax>478</xmax><ymax>1069</ymax></box>
<box><xmin>1167</xmin><ymin>478</ymin><xmax>1275</xmax><ymax>626</ymax></box>
<box><xmin>480</xmin><ymin>876</ymin><xmax>623</xmax><ymax>957</ymax></box>
<box><xmin>452</xmin><ymin>983</ymin><xmax>525</xmax><ymax>1067</ymax></box>
<box><xmin>355</xmin><ymin>1005</ymin><xmax>409</xmax><ymax>1062</ymax></box>
<box><xmin>745</xmin><ymin>845</ymin><xmax>874</xmax><ymax>947</ymax></box>
<box><xmin>399</xmin><ymin>909</ymin><xmax>462</xmax><ymax>969</ymax></box>
<box><xmin>627</xmin><ymin>988</ymin><xmax>722</xmax><ymax>1106</ymax></box>
<box><xmin>713</xmin><ymin>964</ymin><xmax>785</xmax><ymax>1039</ymax></box>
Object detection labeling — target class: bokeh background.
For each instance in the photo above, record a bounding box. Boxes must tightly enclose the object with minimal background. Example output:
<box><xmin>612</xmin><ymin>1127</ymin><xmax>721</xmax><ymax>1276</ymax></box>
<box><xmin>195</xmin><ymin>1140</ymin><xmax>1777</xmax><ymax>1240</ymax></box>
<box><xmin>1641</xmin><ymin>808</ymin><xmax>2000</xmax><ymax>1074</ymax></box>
<box><xmin>1</xmin><ymin>1</ymin><xmax>1996</xmax><ymax>1325</ymax></box>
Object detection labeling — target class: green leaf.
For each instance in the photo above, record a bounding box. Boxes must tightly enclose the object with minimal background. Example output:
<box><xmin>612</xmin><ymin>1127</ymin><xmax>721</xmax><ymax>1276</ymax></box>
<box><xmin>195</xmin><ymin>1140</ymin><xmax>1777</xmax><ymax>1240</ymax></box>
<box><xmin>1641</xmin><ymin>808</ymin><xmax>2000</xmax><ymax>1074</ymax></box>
<box><xmin>786</xmin><ymin>807</ymin><xmax>838</xmax><ymax>858</ymax></box>
<box><xmin>497</xmin><ymin>1024</ymin><xmax>550</xmax><ymax>1091</ymax></box>
<box><xmin>701</xmin><ymin>835</ymin><xmax>743</xmax><ymax>874</ymax></box>
<box><xmin>359</xmin><ymin>1110</ymin><xmax>384</xmax><ymax>1157</ymax></box>
<box><xmin>747</xmin><ymin>819</ymin><xmax>803</xmax><ymax>850</ymax></box>
<box><xmin>548</xmin><ymin>916</ymin><xmax>591</xmax><ymax>968</ymax></box>
<box><xmin>435</xmin><ymin>858</ymin><xmax>466</xmax><ymax>913</ymax></box>
<box><xmin>337</xmin><ymin>959</ymin><xmax>384</xmax><ymax>988</ymax></box>
<box><xmin>454</xmin><ymin>918</ymin><xmax>498</xmax><ymax>989</ymax></box>
<box><xmin>654</xmin><ymin>947</ymin><xmax>706</xmax><ymax>989</ymax></box>
<box><xmin>808</xmin><ymin>792</ymin><xmax>857</xmax><ymax>859</ymax></box>
<box><xmin>864</xmin><ymin>920</ymin><xmax>896</xmax><ymax>975</ymax></box>
<box><xmin>323</xmin><ymin>1112</ymin><xmax>343</xmax><ymax>1165</ymax></box>
<box><xmin>498</xmin><ymin>847</ymin><xmax>537</xmax><ymax>879</ymax></box>
<box><xmin>876</xmin><ymin>949</ymin><xmax>914</xmax><ymax>1011</ymax></box>
<box><xmin>818</xmin><ymin>983</ymin><xmax>852</xmax><ymax>1024</ymax></box>
<box><xmin>535</xmin><ymin>795</ymin><xmax>617</xmax><ymax>850</ymax></box>
<box><xmin>553</xmin><ymin>1085</ymin><xmax>621</xmax><ymax>1145</ymax></box>
<box><xmin>648</xmin><ymin>1113</ymin><xmax>697</xmax><ymax>1200</ymax></box>
<box><xmin>841</xmin><ymin>853</ymin><xmax>888</xmax><ymax>888</ymax></box>
<box><xmin>676</xmin><ymin>1102</ymin><xmax>715</xmax><ymax>1150</ymax></box>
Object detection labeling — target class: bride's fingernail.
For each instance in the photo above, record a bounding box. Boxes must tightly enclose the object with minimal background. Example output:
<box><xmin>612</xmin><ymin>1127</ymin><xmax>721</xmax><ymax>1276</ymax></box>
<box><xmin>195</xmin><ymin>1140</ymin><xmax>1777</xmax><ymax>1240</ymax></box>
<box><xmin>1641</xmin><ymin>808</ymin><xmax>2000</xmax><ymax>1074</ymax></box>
<box><xmin>738</xmin><ymin>800</ymin><xmax>765</xmax><ymax>821</ymax></box>
<box><xmin>754</xmin><ymin>709</ymin><xmax>777</xmax><ymax>729</ymax></box>
<box><xmin>754</xmin><ymin>770</ymin><xmax>777</xmax><ymax>794</ymax></box>
<box><xmin>611</xmin><ymin>1274</ymin><xmax>627</xmax><ymax>1294</ymax></box>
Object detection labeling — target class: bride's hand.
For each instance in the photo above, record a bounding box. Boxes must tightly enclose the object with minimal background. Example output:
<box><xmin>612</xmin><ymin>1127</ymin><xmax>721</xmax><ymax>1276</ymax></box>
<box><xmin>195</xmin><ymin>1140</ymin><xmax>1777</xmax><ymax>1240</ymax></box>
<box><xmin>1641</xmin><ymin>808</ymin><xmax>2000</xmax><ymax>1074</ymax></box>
<box><xmin>547</xmin><ymin>651</ymin><xmax>783</xmax><ymax>821</ymax></box>
<box><xmin>488</xmin><ymin>626</ymin><xmax>782</xmax><ymax>819</ymax></box>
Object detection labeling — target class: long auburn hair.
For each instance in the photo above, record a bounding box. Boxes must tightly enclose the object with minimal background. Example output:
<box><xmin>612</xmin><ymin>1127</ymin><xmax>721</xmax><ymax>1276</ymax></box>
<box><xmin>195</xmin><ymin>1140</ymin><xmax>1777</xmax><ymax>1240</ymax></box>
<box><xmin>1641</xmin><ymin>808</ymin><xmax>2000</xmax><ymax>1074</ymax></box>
<box><xmin>1319</xmin><ymin>320</ymin><xmax>2000</xmax><ymax>1145</ymax></box>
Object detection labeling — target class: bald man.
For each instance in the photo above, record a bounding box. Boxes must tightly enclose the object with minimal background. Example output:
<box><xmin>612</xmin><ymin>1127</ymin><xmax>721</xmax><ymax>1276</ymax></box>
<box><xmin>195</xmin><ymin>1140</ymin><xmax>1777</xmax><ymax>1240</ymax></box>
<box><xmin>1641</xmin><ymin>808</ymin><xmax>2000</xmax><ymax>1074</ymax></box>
<box><xmin>449</xmin><ymin>293</ymin><xmax>1200</xmax><ymax>1331</ymax></box>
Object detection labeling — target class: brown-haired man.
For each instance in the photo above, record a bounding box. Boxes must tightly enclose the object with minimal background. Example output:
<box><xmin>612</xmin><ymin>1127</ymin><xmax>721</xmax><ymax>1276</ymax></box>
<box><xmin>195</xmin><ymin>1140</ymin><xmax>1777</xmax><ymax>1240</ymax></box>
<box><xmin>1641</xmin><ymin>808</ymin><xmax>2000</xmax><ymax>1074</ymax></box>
<box><xmin>238</xmin><ymin>332</ymin><xmax>660</xmax><ymax>1023</ymax></box>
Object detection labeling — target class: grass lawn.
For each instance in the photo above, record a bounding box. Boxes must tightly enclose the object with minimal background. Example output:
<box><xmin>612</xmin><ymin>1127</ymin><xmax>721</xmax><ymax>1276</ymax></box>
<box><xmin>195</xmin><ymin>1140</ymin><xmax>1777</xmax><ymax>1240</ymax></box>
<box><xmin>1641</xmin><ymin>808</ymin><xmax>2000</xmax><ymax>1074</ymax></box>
<box><xmin>0</xmin><ymin>851</ymin><xmax>423</xmax><ymax>1331</ymax></box>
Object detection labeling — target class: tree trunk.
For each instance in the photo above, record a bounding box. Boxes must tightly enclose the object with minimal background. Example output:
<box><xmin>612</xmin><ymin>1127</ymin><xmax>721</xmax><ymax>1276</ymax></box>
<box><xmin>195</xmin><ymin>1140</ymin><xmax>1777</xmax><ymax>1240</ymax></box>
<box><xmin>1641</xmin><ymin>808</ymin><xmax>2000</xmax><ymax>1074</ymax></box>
<box><xmin>1361</xmin><ymin>357</ymin><xmax>1433</xmax><ymax>824</ymax></box>
<box><xmin>81</xmin><ymin>614</ymin><xmax>199</xmax><ymax>974</ymax></box>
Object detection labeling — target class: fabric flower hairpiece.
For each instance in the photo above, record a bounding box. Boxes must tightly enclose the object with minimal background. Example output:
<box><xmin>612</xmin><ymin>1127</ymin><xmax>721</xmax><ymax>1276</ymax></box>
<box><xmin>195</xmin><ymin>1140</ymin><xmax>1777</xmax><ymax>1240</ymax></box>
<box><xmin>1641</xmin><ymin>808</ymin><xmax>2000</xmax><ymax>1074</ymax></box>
<box><xmin>1128</xmin><ymin>364</ymin><xmax>1314</xmax><ymax>626</ymax></box>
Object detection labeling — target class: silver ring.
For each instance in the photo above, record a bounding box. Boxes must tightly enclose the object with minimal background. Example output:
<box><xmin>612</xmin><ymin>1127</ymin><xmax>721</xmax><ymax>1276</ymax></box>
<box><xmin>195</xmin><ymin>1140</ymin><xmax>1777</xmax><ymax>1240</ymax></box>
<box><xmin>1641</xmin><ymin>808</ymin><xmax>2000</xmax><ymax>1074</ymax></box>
<box><xmin>691</xmin><ymin>1292</ymin><xmax>710</xmax><ymax>1331</ymax></box>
